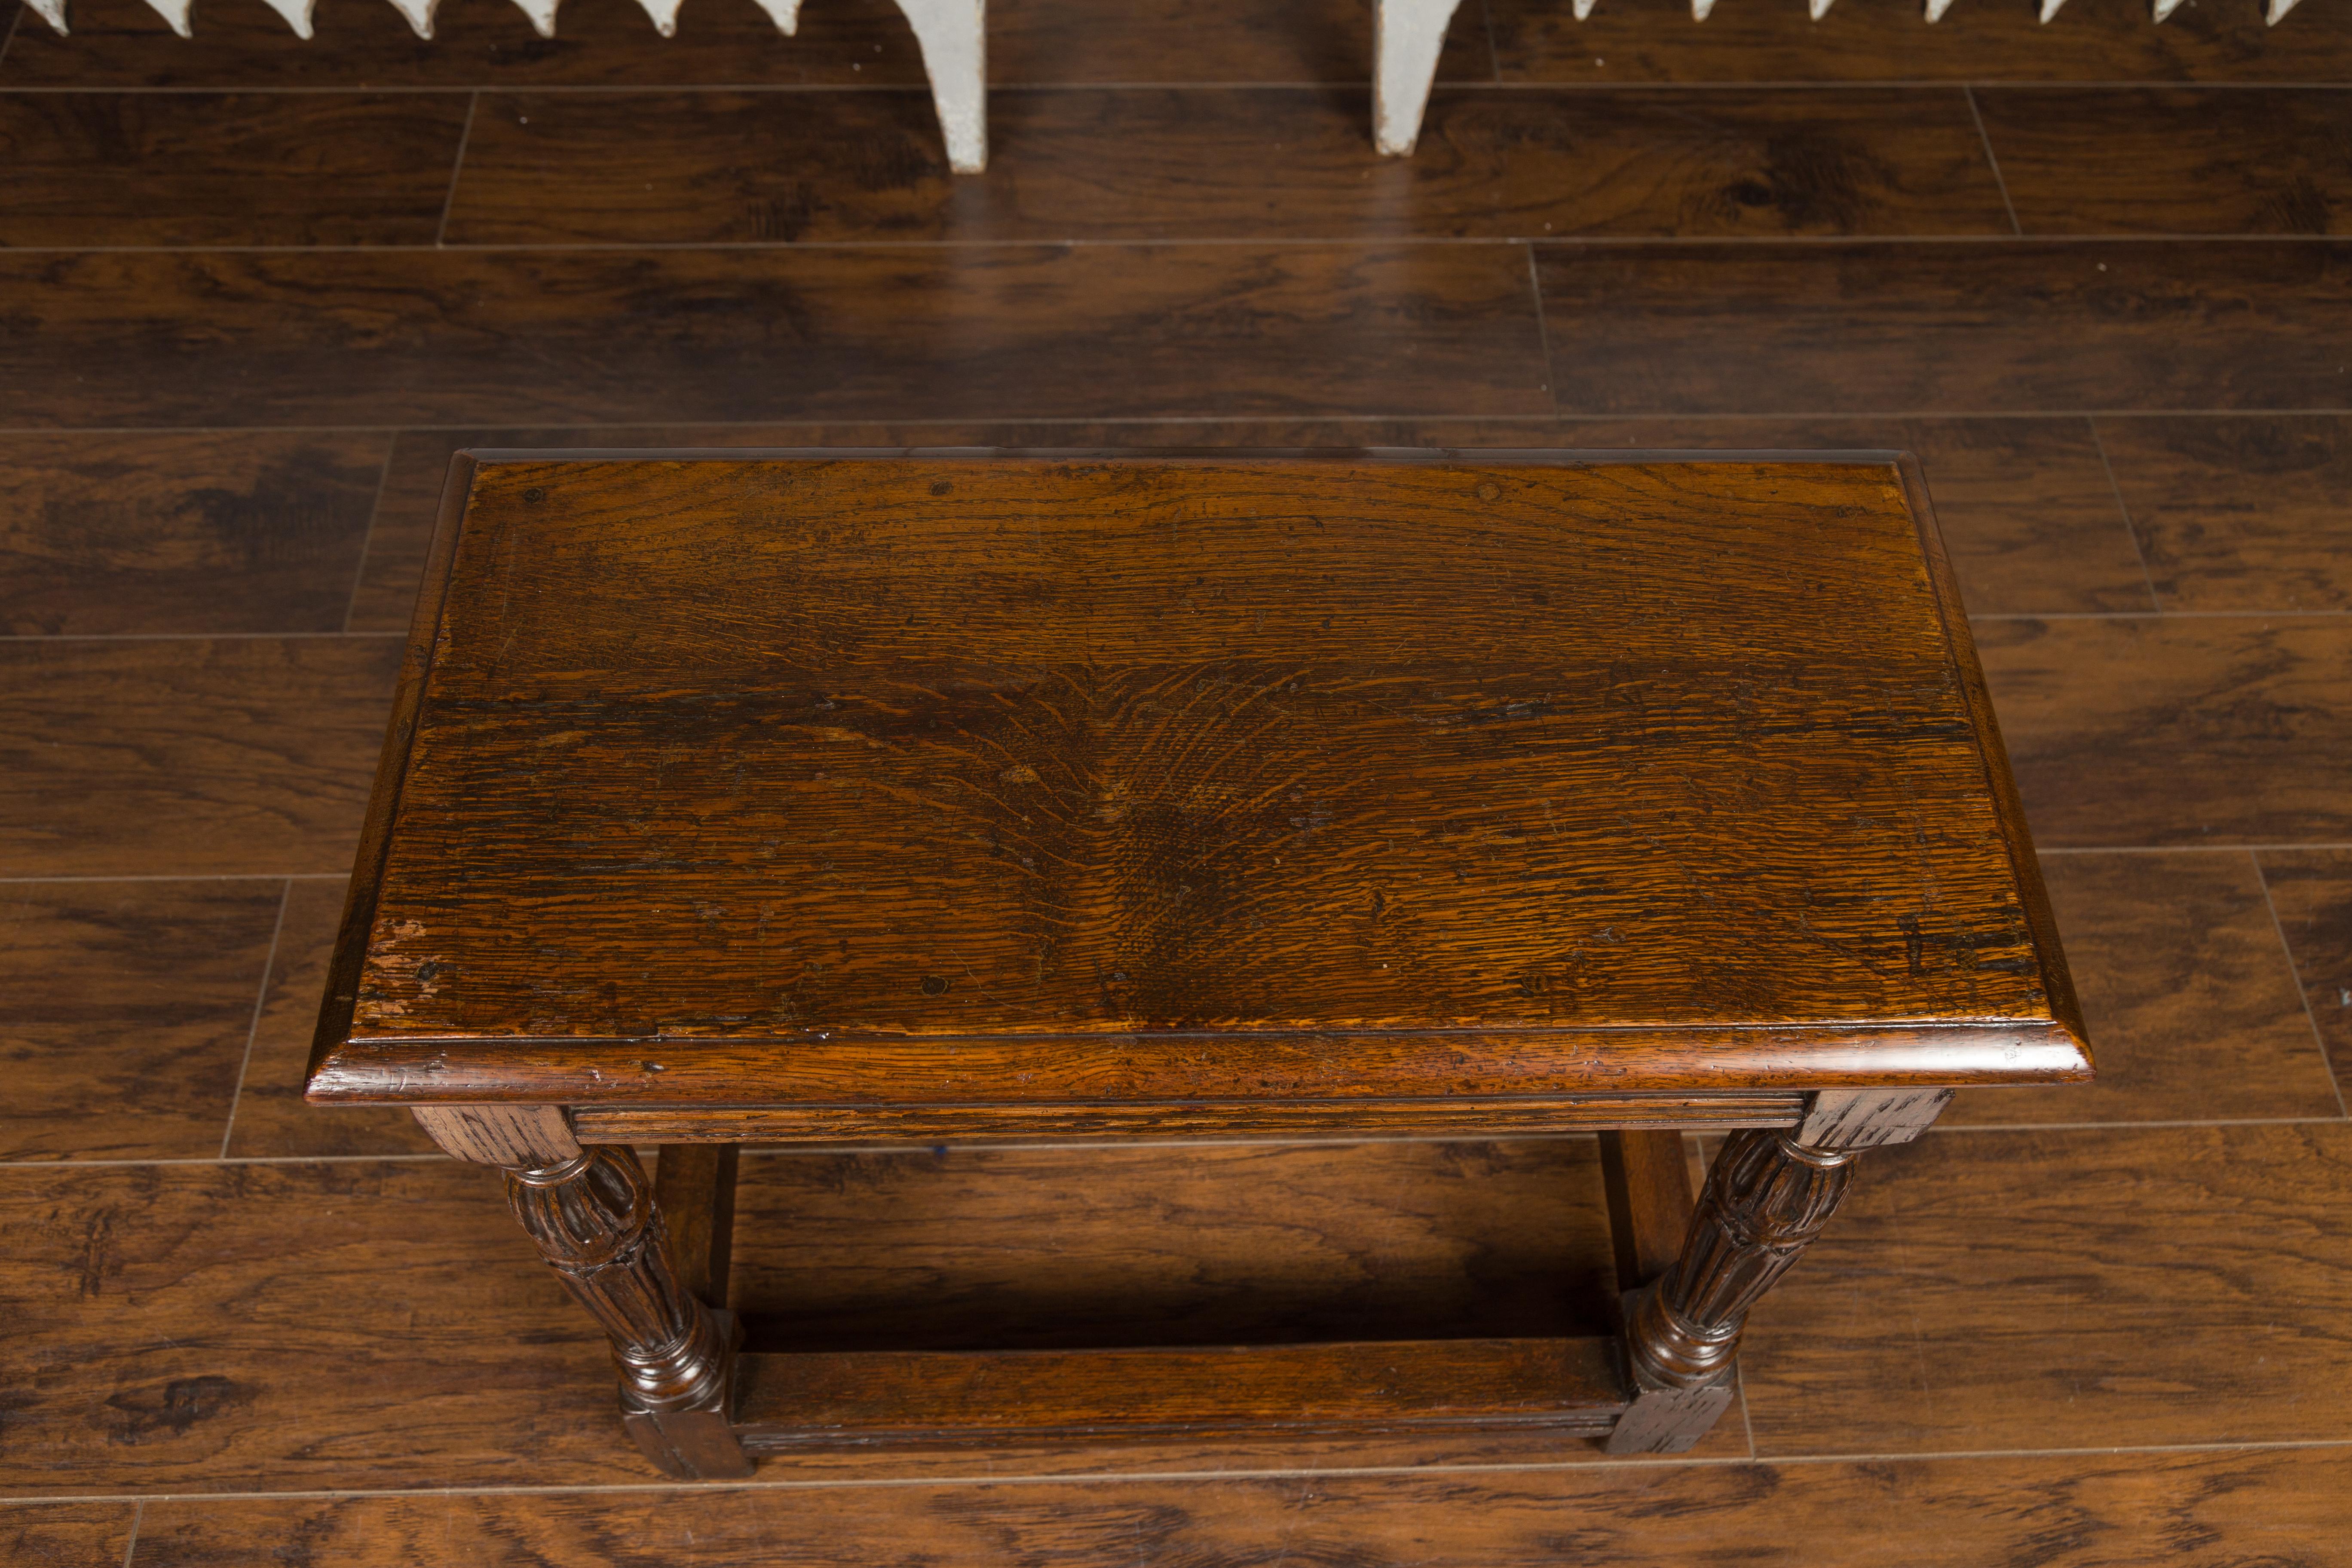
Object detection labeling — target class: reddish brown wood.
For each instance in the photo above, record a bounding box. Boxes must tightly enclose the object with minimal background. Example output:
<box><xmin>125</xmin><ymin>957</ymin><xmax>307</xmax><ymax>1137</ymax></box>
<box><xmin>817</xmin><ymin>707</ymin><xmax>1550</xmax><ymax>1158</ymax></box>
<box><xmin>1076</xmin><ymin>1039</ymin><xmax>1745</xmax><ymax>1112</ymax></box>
<box><xmin>501</xmin><ymin>1145</ymin><xmax>750</xmax><ymax>1479</ymax></box>
<box><xmin>1596</xmin><ymin>1130</ymin><xmax>1694</xmax><ymax>1295</ymax></box>
<box><xmin>652</xmin><ymin>1145</ymin><xmax>738</xmax><ymax>1309</ymax></box>
<box><xmin>732</xmin><ymin>1337</ymin><xmax>1628</xmax><ymax>1448</ymax></box>
<box><xmin>309</xmin><ymin>451</ymin><xmax>2088</xmax><ymax>1122</ymax></box>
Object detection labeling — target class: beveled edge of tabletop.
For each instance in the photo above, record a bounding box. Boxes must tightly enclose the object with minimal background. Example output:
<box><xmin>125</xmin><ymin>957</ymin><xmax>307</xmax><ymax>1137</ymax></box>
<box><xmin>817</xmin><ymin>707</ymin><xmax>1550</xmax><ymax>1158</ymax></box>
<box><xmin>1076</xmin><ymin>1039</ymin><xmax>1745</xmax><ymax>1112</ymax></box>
<box><xmin>303</xmin><ymin>447</ymin><xmax>2092</xmax><ymax>1109</ymax></box>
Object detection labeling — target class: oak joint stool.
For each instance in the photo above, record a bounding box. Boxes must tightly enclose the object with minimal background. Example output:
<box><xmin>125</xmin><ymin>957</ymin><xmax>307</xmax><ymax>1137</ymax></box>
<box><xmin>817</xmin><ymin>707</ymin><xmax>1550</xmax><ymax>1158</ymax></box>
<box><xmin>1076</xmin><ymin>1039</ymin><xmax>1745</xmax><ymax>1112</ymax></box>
<box><xmin>309</xmin><ymin>449</ymin><xmax>2089</xmax><ymax>1475</ymax></box>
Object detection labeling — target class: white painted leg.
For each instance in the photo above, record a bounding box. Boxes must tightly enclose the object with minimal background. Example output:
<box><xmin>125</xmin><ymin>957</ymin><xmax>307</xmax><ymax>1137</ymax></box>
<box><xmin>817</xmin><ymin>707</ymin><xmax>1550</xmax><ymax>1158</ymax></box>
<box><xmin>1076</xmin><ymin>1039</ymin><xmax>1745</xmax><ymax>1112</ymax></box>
<box><xmin>896</xmin><ymin>0</ymin><xmax>987</xmax><ymax>173</ymax></box>
<box><xmin>259</xmin><ymin>0</ymin><xmax>315</xmax><ymax>34</ymax></box>
<box><xmin>511</xmin><ymin>0</ymin><xmax>560</xmax><ymax>36</ymax></box>
<box><xmin>2151</xmin><ymin>0</ymin><xmax>2186</xmax><ymax>18</ymax></box>
<box><xmin>141</xmin><ymin>0</ymin><xmax>193</xmax><ymax>36</ymax></box>
<box><xmin>1924</xmin><ymin>0</ymin><xmax>1954</xmax><ymax>20</ymax></box>
<box><xmin>384</xmin><ymin>0</ymin><xmax>441</xmax><ymax>38</ymax></box>
<box><xmin>1373</xmin><ymin>0</ymin><xmax>1460</xmax><ymax>158</ymax></box>
<box><xmin>26</xmin><ymin>0</ymin><xmax>71</xmax><ymax>32</ymax></box>
<box><xmin>751</xmin><ymin>0</ymin><xmax>802</xmax><ymax>31</ymax></box>
<box><xmin>2039</xmin><ymin>0</ymin><xmax>2066</xmax><ymax>19</ymax></box>
<box><xmin>2266</xmin><ymin>0</ymin><xmax>2298</xmax><ymax>19</ymax></box>
<box><xmin>1808</xmin><ymin>0</ymin><xmax>1835</xmax><ymax>19</ymax></box>
<box><xmin>1572</xmin><ymin>0</ymin><xmax>1596</xmax><ymax>18</ymax></box>
<box><xmin>1691</xmin><ymin>0</ymin><xmax>1717</xmax><ymax>19</ymax></box>
<box><xmin>635</xmin><ymin>0</ymin><xmax>683</xmax><ymax>37</ymax></box>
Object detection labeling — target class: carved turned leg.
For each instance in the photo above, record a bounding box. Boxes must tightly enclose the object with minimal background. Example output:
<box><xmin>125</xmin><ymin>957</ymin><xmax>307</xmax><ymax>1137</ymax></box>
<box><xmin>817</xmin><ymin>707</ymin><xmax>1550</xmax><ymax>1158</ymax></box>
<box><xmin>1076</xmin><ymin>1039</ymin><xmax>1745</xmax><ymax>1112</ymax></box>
<box><xmin>413</xmin><ymin>1107</ymin><xmax>751</xmax><ymax>1479</ymax></box>
<box><xmin>1607</xmin><ymin>1090</ymin><xmax>1951</xmax><ymax>1455</ymax></box>
<box><xmin>506</xmin><ymin>1147</ymin><xmax>751</xmax><ymax>1479</ymax></box>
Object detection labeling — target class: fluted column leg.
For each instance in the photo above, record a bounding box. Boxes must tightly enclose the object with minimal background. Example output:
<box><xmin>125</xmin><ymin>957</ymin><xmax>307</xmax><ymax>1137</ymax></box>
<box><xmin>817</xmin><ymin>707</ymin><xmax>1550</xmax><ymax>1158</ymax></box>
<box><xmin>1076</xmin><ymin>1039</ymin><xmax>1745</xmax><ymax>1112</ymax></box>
<box><xmin>506</xmin><ymin>1146</ymin><xmax>751</xmax><ymax>1479</ymax></box>
<box><xmin>1607</xmin><ymin>1127</ymin><xmax>1859</xmax><ymax>1454</ymax></box>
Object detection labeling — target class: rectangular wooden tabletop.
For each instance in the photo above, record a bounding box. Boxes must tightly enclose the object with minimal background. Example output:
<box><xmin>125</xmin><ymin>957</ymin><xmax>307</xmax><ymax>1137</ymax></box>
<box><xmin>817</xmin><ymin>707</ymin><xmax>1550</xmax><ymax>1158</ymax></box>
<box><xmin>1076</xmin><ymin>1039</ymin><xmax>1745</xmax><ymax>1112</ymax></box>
<box><xmin>308</xmin><ymin>451</ymin><xmax>2087</xmax><ymax>1112</ymax></box>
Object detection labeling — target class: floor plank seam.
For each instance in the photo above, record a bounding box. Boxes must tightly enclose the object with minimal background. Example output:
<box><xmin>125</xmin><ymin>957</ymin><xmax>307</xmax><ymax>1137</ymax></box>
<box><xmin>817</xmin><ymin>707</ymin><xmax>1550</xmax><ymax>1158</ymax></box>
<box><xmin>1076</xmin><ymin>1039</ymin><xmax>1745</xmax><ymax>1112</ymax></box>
<box><xmin>1961</xmin><ymin>84</ymin><xmax>2022</xmax><ymax>239</ymax></box>
<box><xmin>340</xmin><ymin>436</ymin><xmax>402</xmax><ymax>636</ymax></box>
<box><xmin>2254</xmin><ymin>855</ymin><xmax>2352</xmax><ymax>1121</ymax></box>
<box><xmin>2087</xmin><ymin>417</ymin><xmax>2163</xmax><ymax>612</ymax></box>
<box><xmin>216</xmin><ymin>882</ymin><xmax>291</xmax><ymax>1161</ymax></box>
<box><xmin>15</xmin><ymin>1435</ymin><xmax>2352</xmax><ymax>1509</ymax></box>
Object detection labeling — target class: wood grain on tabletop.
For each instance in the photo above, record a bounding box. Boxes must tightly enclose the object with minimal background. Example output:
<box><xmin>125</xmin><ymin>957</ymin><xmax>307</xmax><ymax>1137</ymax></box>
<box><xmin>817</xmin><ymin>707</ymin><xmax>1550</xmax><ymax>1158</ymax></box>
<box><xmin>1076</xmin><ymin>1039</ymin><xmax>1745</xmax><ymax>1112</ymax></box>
<box><xmin>1535</xmin><ymin>242</ymin><xmax>2352</xmax><ymax>415</ymax></box>
<box><xmin>223</xmin><ymin>879</ymin><xmax>438</xmax><ymax>1160</ymax></box>
<box><xmin>0</xmin><ymin>0</ymin><xmax>1492</xmax><ymax>89</ymax></box>
<box><xmin>1490</xmin><ymin>0</ymin><xmax>2352</xmax><ymax>83</ymax></box>
<box><xmin>0</xmin><ymin>637</ymin><xmax>403</xmax><ymax>879</ymax></box>
<box><xmin>0</xmin><ymin>92</ymin><xmax>470</xmax><ymax>247</ymax></box>
<box><xmin>121</xmin><ymin>1446</ymin><xmax>2352</xmax><ymax>1568</ymax></box>
<box><xmin>2255</xmin><ymin>849</ymin><xmax>2352</xmax><ymax>1094</ymax></box>
<box><xmin>344</xmin><ymin>415</ymin><xmax>2147</xmax><ymax>633</ymax></box>
<box><xmin>1975</xmin><ymin>88</ymin><xmax>2352</xmax><ymax>238</ymax></box>
<box><xmin>442</xmin><ymin>86</ymin><xmax>2010</xmax><ymax>247</ymax></box>
<box><xmin>1974</xmin><ymin>616</ymin><xmax>2352</xmax><ymax>848</ymax></box>
<box><xmin>0</xmin><ymin>247</ymin><xmax>1551</xmax><ymax>429</ymax></box>
<box><xmin>0</xmin><ymin>881</ymin><xmax>282</xmax><ymax>1161</ymax></box>
<box><xmin>321</xmin><ymin>456</ymin><xmax>2082</xmax><ymax>1107</ymax></box>
<box><xmin>1</xmin><ymin>1143</ymin><xmax>1750</xmax><ymax>1498</ymax></box>
<box><xmin>1740</xmin><ymin>1123</ymin><xmax>2352</xmax><ymax>1454</ymax></box>
<box><xmin>1945</xmin><ymin>851</ymin><xmax>2340</xmax><ymax>1126</ymax></box>
<box><xmin>2096</xmin><ymin>415</ymin><xmax>2352</xmax><ymax>612</ymax></box>
<box><xmin>0</xmin><ymin>432</ymin><xmax>389</xmax><ymax>637</ymax></box>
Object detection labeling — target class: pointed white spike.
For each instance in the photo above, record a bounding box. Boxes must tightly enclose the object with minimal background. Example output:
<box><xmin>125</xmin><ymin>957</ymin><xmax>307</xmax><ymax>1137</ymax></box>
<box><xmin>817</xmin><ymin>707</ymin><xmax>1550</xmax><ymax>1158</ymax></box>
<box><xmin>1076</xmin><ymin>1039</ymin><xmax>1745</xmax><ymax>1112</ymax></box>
<box><xmin>2151</xmin><ymin>0</ymin><xmax>2186</xmax><ymax>18</ymax></box>
<box><xmin>2039</xmin><ymin>0</ymin><xmax>2065</xmax><ymax>19</ymax></box>
<box><xmin>1809</xmin><ymin>0</ymin><xmax>1834</xmax><ymax>18</ymax></box>
<box><xmin>2268</xmin><ymin>0</ymin><xmax>2298</xmax><ymax>19</ymax></box>
<box><xmin>1925</xmin><ymin>0</ymin><xmax>1954</xmax><ymax>18</ymax></box>
<box><xmin>1692</xmin><ymin>0</ymin><xmax>1716</xmax><ymax>18</ymax></box>
<box><xmin>1572</xmin><ymin>0</ymin><xmax>1596</xmax><ymax>16</ymax></box>
<box><xmin>636</xmin><ymin>0</ymin><xmax>681</xmax><ymax>34</ymax></box>
<box><xmin>751</xmin><ymin>0</ymin><xmax>801</xmax><ymax>31</ymax></box>
<box><xmin>141</xmin><ymin>0</ymin><xmax>193</xmax><ymax>37</ymax></box>
<box><xmin>27</xmin><ymin>0</ymin><xmax>71</xmax><ymax>32</ymax></box>
<box><xmin>897</xmin><ymin>0</ymin><xmax>988</xmax><ymax>172</ymax></box>
<box><xmin>384</xmin><ymin>0</ymin><xmax>440</xmax><ymax>37</ymax></box>
<box><xmin>1372</xmin><ymin>0</ymin><xmax>1461</xmax><ymax>157</ymax></box>
<box><xmin>259</xmin><ymin>0</ymin><xmax>316</xmax><ymax>36</ymax></box>
<box><xmin>511</xmin><ymin>0</ymin><xmax>559</xmax><ymax>34</ymax></box>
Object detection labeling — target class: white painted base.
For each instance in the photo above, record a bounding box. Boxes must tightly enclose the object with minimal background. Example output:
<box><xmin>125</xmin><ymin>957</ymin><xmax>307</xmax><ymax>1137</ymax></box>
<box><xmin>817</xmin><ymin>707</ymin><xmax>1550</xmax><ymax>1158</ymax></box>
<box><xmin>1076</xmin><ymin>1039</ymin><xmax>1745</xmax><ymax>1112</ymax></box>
<box><xmin>258</xmin><ymin>0</ymin><xmax>315</xmax><ymax>35</ymax></box>
<box><xmin>27</xmin><ymin>0</ymin><xmax>71</xmax><ymax>31</ymax></box>
<box><xmin>1373</xmin><ymin>0</ymin><xmax>1461</xmax><ymax>158</ymax></box>
<box><xmin>141</xmin><ymin>0</ymin><xmax>193</xmax><ymax>36</ymax></box>
<box><xmin>384</xmin><ymin>0</ymin><xmax>439</xmax><ymax>38</ymax></box>
<box><xmin>896</xmin><ymin>0</ymin><xmax>988</xmax><ymax>173</ymax></box>
<box><xmin>752</xmin><ymin>0</ymin><xmax>803</xmax><ymax>31</ymax></box>
<box><xmin>510</xmin><ymin>0</ymin><xmax>559</xmax><ymax>36</ymax></box>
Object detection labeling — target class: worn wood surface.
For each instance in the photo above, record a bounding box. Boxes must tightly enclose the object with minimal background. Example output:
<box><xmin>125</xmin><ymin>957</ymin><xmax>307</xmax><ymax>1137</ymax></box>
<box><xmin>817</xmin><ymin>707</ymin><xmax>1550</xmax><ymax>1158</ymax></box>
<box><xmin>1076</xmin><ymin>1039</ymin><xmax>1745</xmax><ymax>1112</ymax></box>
<box><xmin>1597</xmin><ymin>1130</ymin><xmax>1694</xmax><ymax>1294</ymax></box>
<box><xmin>735</xmin><ymin>1337</ymin><xmax>1627</xmax><ymax>1445</ymax></box>
<box><xmin>310</xmin><ymin>453</ymin><xmax>2084</xmax><ymax>1111</ymax></box>
<box><xmin>8</xmin><ymin>3</ymin><xmax>2351</xmax><ymax>1555</ymax></box>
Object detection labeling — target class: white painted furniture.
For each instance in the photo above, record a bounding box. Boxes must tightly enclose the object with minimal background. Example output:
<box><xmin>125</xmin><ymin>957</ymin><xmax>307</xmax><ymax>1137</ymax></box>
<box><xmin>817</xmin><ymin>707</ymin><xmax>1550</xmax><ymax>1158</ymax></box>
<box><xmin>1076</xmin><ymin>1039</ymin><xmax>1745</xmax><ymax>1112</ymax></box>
<box><xmin>1373</xmin><ymin>0</ymin><xmax>2310</xmax><ymax>155</ymax></box>
<box><xmin>26</xmin><ymin>0</ymin><xmax>2318</xmax><ymax>173</ymax></box>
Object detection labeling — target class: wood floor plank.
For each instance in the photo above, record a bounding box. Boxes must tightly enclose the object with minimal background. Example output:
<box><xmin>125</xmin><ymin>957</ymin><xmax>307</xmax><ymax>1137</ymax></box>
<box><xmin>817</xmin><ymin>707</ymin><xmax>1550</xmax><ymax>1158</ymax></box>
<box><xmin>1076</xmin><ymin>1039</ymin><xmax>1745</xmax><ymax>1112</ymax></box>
<box><xmin>0</xmin><ymin>1144</ymin><xmax>1738</xmax><ymax>1496</ymax></box>
<box><xmin>344</xmin><ymin>414</ymin><xmax>2142</xmax><ymax>633</ymax></box>
<box><xmin>1974</xmin><ymin>616</ymin><xmax>2352</xmax><ymax>848</ymax></box>
<box><xmin>1978</xmin><ymin>87</ymin><xmax>2352</xmax><ymax>237</ymax></box>
<box><xmin>727</xmin><ymin>1140</ymin><xmax>1619</xmax><ymax>1354</ymax></box>
<box><xmin>0</xmin><ymin>91</ymin><xmax>470</xmax><ymax>246</ymax></box>
<box><xmin>0</xmin><ymin>432</ymin><xmax>388</xmax><ymax>636</ymax></box>
<box><xmin>0</xmin><ymin>1503</ymin><xmax>136</xmax><ymax>1568</ymax></box>
<box><xmin>0</xmin><ymin>637</ymin><xmax>402</xmax><ymax>878</ymax></box>
<box><xmin>0</xmin><ymin>880</ymin><xmax>282</xmax><ymax>1162</ymax></box>
<box><xmin>0</xmin><ymin>0</ymin><xmax>1489</xmax><ymax>88</ymax></box>
<box><xmin>2257</xmin><ymin>849</ymin><xmax>2352</xmax><ymax>1099</ymax></box>
<box><xmin>1534</xmin><ymin>241</ymin><xmax>2352</xmax><ymax>415</ymax></box>
<box><xmin>221</xmin><ymin>878</ymin><xmax>436</xmax><ymax>1159</ymax></box>
<box><xmin>2097</xmin><ymin>414</ymin><xmax>2352</xmax><ymax>612</ymax></box>
<box><xmin>0</xmin><ymin>246</ymin><xmax>1550</xmax><ymax>428</ymax></box>
<box><xmin>1743</xmin><ymin>1124</ymin><xmax>2352</xmax><ymax>1454</ymax></box>
<box><xmin>121</xmin><ymin>1447</ymin><xmax>2352</xmax><ymax>1567</ymax></box>
<box><xmin>1947</xmin><ymin>852</ymin><xmax>2340</xmax><ymax>1127</ymax></box>
<box><xmin>444</xmin><ymin>86</ymin><xmax>2009</xmax><ymax>246</ymax></box>
<box><xmin>1490</xmin><ymin>0</ymin><xmax>2352</xmax><ymax>84</ymax></box>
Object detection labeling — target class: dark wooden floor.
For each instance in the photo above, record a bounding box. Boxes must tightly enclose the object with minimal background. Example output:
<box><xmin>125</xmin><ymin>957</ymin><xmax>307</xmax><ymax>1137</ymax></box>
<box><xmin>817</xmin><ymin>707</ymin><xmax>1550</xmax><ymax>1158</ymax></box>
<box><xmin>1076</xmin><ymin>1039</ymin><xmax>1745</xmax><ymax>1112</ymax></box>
<box><xmin>6</xmin><ymin>0</ymin><xmax>2352</xmax><ymax>1560</ymax></box>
